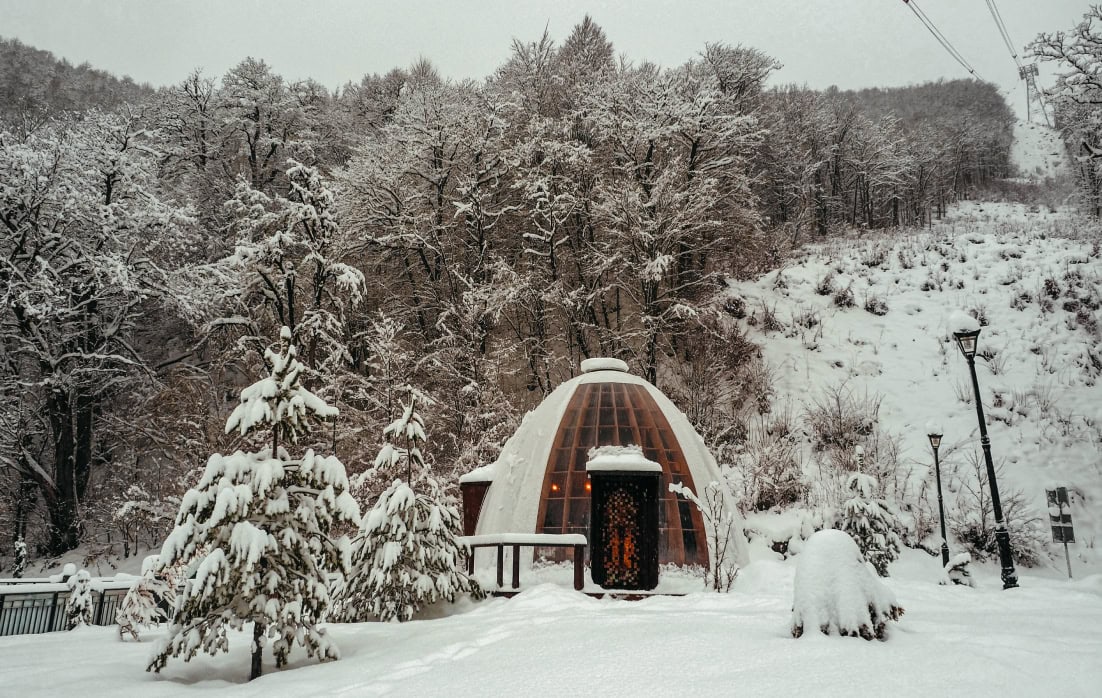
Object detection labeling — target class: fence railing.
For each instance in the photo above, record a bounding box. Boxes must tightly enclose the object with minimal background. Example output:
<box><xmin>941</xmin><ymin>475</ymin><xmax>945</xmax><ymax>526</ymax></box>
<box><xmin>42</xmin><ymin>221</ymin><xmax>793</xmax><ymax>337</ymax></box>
<box><xmin>0</xmin><ymin>579</ymin><xmax>132</xmax><ymax>637</ymax></box>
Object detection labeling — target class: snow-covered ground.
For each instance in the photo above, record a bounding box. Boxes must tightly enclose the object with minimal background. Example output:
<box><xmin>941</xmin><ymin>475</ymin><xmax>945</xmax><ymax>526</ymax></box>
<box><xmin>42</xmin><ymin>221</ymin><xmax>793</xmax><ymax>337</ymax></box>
<box><xmin>1010</xmin><ymin>119</ymin><xmax>1069</xmax><ymax>181</ymax></box>
<box><xmin>3</xmin><ymin>552</ymin><xmax>1100</xmax><ymax>697</ymax></box>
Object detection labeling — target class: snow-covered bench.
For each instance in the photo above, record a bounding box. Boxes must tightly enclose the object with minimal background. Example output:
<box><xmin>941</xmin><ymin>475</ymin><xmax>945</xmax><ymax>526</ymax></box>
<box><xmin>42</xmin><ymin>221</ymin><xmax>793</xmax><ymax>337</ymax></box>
<box><xmin>458</xmin><ymin>533</ymin><xmax>587</xmax><ymax>591</ymax></box>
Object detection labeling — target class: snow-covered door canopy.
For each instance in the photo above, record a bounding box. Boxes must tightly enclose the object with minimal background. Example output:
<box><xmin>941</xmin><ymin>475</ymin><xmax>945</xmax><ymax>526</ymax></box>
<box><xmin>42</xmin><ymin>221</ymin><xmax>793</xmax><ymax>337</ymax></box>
<box><xmin>469</xmin><ymin>360</ymin><xmax>748</xmax><ymax>569</ymax></box>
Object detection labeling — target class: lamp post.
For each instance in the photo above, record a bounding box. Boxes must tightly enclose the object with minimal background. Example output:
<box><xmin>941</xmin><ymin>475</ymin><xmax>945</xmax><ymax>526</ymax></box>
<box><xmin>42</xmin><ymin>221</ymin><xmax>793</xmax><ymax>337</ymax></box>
<box><xmin>952</xmin><ymin>325</ymin><xmax>1019</xmax><ymax>589</ymax></box>
<box><xmin>926</xmin><ymin>429</ymin><xmax>949</xmax><ymax>568</ymax></box>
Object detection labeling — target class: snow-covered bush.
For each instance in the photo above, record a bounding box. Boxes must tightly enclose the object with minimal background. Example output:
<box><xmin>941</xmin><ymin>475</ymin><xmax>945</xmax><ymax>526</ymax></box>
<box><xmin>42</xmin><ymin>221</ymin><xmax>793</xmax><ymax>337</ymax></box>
<box><xmin>947</xmin><ymin>451</ymin><xmax>1047</xmax><ymax>567</ymax></box>
<box><xmin>66</xmin><ymin>569</ymin><xmax>94</xmax><ymax>629</ymax></box>
<box><xmin>943</xmin><ymin>553</ymin><xmax>975</xmax><ymax>587</ymax></box>
<box><xmin>341</xmin><ymin>393</ymin><xmax>480</xmax><ymax>622</ymax></box>
<box><xmin>863</xmin><ymin>293</ymin><xmax>889</xmax><ymax>316</ymax></box>
<box><xmin>669</xmin><ymin>480</ymin><xmax>741</xmax><ymax>592</ymax></box>
<box><xmin>148</xmin><ymin>328</ymin><xmax>360</xmax><ymax>681</ymax></box>
<box><xmin>791</xmin><ymin>529</ymin><xmax>903</xmax><ymax>640</ymax></box>
<box><xmin>731</xmin><ymin>415</ymin><xmax>807</xmax><ymax>513</ymax></box>
<box><xmin>117</xmin><ymin>556</ymin><xmax>178</xmax><ymax>641</ymax></box>
<box><xmin>840</xmin><ymin>471</ymin><xmax>902</xmax><ymax>577</ymax></box>
<box><xmin>832</xmin><ymin>284</ymin><xmax>855</xmax><ymax>308</ymax></box>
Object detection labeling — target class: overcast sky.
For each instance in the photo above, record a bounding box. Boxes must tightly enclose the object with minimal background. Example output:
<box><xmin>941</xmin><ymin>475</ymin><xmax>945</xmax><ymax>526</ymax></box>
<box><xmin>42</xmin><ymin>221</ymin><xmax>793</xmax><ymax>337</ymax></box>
<box><xmin>0</xmin><ymin>0</ymin><xmax>1089</xmax><ymax>117</ymax></box>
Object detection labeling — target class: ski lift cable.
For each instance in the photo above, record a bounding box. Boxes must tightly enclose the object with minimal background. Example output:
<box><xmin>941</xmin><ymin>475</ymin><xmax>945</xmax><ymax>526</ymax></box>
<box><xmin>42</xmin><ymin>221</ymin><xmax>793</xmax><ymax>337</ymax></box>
<box><xmin>985</xmin><ymin>0</ymin><xmax>1023</xmax><ymax>68</ymax></box>
<box><xmin>902</xmin><ymin>0</ymin><xmax>983</xmax><ymax>80</ymax></box>
<box><xmin>908</xmin><ymin>1</ymin><xmax>980</xmax><ymax>76</ymax></box>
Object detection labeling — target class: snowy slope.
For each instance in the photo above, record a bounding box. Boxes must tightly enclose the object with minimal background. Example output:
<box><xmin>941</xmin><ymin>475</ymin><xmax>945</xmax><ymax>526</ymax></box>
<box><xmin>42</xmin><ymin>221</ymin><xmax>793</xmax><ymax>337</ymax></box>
<box><xmin>726</xmin><ymin>201</ymin><xmax>1102</xmax><ymax>573</ymax></box>
<box><xmin>1011</xmin><ymin>119</ymin><xmax>1069</xmax><ymax>181</ymax></box>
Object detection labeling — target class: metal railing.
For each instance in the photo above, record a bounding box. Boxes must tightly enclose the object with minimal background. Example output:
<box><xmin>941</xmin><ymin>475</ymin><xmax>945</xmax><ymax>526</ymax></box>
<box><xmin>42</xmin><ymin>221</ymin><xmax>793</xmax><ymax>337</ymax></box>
<box><xmin>0</xmin><ymin>579</ymin><xmax>132</xmax><ymax>637</ymax></box>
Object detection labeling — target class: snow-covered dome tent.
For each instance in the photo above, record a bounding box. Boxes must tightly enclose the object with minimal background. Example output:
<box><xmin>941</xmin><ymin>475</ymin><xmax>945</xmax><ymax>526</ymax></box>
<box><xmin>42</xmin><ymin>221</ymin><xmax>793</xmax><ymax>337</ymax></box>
<box><xmin>460</xmin><ymin>358</ymin><xmax>749</xmax><ymax>574</ymax></box>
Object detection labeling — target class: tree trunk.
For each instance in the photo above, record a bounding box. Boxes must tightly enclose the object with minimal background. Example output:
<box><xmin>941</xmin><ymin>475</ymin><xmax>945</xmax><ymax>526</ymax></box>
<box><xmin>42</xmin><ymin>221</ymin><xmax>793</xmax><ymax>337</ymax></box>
<box><xmin>250</xmin><ymin>622</ymin><xmax>265</xmax><ymax>680</ymax></box>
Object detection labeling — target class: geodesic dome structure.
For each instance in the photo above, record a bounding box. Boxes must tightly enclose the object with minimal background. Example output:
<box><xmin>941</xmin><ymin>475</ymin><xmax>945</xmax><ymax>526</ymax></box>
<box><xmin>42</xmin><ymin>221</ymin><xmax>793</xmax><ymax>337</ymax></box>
<box><xmin>461</xmin><ymin>358</ymin><xmax>749</xmax><ymax>570</ymax></box>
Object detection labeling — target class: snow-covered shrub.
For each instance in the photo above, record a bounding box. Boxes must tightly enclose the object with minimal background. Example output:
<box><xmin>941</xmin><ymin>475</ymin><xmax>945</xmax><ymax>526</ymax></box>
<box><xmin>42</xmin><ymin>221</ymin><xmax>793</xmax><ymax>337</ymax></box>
<box><xmin>832</xmin><ymin>284</ymin><xmax>855</xmax><ymax>308</ymax></box>
<box><xmin>13</xmin><ymin>538</ymin><xmax>27</xmax><ymax>578</ymax></box>
<box><xmin>860</xmin><ymin>245</ymin><xmax>889</xmax><ymax>269</ymax></box>
<box><xmin>148</xmin><ymin>328</ymin><xmax>360</xmax><ymax>681</ymax></box>
<box><xmin>946</xmin><ymin>451</ymin><xmax>1048</xmax><ymax>567</ymax></box>
<box><xmin>814</xmin><ymin>272</ymin><xmax>835</xmax><ymax>296</ymax></box>
<box><xmin>805</xmin><ymin>383</ymin><xmax>878</xmax><ymax>456</ymax></box>
<box><xmin>66</xmin><ymin>569</ymin><xmax>94</xmax><ymax>629</ymax></box>
<box><xmin>863</xmin><ymin>293</ymin><xmax>889</xmax><ymax>316</ymax></box>
<box><xmin>942</xmin><ymin>553</ymin><xmax>975</xmax><ymax>587</ymax></box>
<box><xmin>117</xmin><ymin>556</ymin><xmax>178</xmax><ymax>641</ymax></box>
<box><xmin>791</xmin><ymin>529</ymin><xmax>903</xmax><ymax>640</ymax></box>
<box><xmin>669</xmin><ymin>480</ymin><xmax>741</xmax><ymax>592</ymax></box>
<box><xmin>840</xmin><ymin>472</ymin><xmax>902</xmax><ymax>577</ymax></box>
<box><xmin>342</xmin><ymin>478</ymin><xmax>480</xmax><ymax>622</ymax></box>
<box><xmin>730</xmin><ymin>412</ymin><xmax>807</xmax><ymax>513</ymax></box>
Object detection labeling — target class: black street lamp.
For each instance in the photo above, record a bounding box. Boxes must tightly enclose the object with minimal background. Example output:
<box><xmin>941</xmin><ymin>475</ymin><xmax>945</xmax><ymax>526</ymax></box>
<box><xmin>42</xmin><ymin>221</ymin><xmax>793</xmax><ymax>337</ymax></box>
<box><xmin>952</xmin><ymin>325</ymin><xmax>1019</xmax><ymax>589</ymax></box>
<box><xmin>926</xmin><ymin>428</ymin><xmax>949</xmax><ymax>568</ymax></box>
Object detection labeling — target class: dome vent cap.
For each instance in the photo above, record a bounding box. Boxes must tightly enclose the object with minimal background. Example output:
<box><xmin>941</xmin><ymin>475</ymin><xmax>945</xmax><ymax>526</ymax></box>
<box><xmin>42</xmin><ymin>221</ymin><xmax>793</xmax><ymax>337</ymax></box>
<box><xmin>580</xmin><ymin>357</ymin><xmax>629</xmax><ymax>374</ymax></box>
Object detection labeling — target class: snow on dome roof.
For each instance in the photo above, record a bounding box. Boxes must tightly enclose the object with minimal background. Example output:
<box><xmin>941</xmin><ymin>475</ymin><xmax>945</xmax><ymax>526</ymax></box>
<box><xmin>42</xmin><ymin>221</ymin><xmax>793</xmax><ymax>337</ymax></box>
<box><xmin>580</xmin><ymin>357</ymin><xmax>629</xmax><ymax>373</ymax></box>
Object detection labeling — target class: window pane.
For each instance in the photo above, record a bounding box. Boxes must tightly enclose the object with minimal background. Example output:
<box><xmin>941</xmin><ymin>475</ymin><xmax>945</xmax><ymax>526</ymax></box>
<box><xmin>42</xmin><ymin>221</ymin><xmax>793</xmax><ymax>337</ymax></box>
<box><xmin>542</xmin><ymin>500</ymin><xmax>564</xmax><ymax>530</ymax></box>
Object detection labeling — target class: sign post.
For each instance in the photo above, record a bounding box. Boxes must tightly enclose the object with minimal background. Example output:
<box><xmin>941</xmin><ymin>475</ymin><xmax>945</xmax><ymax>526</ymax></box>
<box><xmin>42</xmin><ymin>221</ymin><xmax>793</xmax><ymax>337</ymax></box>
<box><xmin>1046</xmin><ymin>487</ymin><xmax>1075</xmax><ymax>579</ymax></box>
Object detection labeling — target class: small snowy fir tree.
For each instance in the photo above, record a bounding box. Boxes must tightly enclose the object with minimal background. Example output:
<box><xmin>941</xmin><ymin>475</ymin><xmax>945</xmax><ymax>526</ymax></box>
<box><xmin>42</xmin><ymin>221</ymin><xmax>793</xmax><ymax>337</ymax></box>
<box><xmin>943</xmin><ymin>552</ymin><xmax>976</xmax><ymax>588</ymax></box>
<box><xmin>66</xmin><ymin>569</ymin><xmax>94</xmax><ymax>629</ymax></box>
<box><xmin>791</xmin><ymin>529</ymin><xmax>903</xmax><ymax>641</ymax></box>
<box><xmin>341</xmin><ymin>391</ymin><xmax>480</xmax><ymax>622</ymax></box>
<box><xmin>840</xmin><ymin>471</ymin><xmax>902</xmax><ymax>577</ymax></box>
<box><xmin>148</xmin><ymin>327</ymin><xmax>360</xmax><ymax>681</ymax></box>
<box><xmin>13</xmin><ymin>538</ymin><xmax>27</xmax><ymax>578</ymax></box>
<box><xmin>373</xmin><ymin>388</ymin><xmax>428</xmax><ymax>482</ymax></box>
<box><xmin>117</xmin><ymin>555</ymin><xmax>178</xmax><ymax>641</ymax></box>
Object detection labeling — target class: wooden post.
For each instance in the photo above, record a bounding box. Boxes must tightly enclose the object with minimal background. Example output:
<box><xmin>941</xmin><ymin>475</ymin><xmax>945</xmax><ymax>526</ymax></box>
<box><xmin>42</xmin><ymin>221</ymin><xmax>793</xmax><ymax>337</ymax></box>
<box><xmin>573</xmin><ymin>545</ymin><xmax>585</xmax><ymax>591</ymax></box>
<box><xmin>511</xmin><ymin>544</ymin><xmax>521</xmax><ymax>589</ymax></box>
<box><xmin>466</xmin><ymin>548</ymin><xmax>474</xmax><ymax>575</ymax></box>
<box><xmin>496</xmin><ymin>545</ymin><xmax>504</xmax><ymax>589</ymax></box>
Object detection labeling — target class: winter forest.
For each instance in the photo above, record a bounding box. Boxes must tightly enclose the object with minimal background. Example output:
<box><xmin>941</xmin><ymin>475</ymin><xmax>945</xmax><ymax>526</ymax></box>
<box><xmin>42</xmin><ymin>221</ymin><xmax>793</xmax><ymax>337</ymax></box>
<box><xmin>2</xmin><ymin>5</ymin><xmax>1102</xmax><ymax>695</ymax></box>
<box><xmin>0</xmin><ymin>16</ymin><xmax>1021</xmax><ymax>559</ymax></box>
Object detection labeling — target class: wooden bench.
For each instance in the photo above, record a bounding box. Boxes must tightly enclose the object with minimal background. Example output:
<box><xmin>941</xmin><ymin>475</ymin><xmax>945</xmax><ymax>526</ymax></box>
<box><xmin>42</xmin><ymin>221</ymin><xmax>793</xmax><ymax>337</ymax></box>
<box><xmin>459</xmin><ymin>533</ymin><xmax>587</xmax><ymax>591</ymax></box>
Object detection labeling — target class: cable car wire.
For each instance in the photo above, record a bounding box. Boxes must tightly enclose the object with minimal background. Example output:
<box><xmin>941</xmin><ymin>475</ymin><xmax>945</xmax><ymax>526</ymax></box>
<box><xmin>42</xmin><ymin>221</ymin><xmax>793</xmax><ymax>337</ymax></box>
<box><xmin>985</xmin><ymin>0</ymin><xmax>1022</xmax><ymax>68</ymax></box>
<box><xmin>902</xmin><ymin>0</ymin><xmax>982</xmax><ymax>80</ymax></box>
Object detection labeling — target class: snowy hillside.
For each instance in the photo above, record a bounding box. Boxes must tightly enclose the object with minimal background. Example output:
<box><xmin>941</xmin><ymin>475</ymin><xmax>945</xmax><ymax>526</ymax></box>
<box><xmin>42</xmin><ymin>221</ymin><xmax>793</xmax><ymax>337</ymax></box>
<box><xmin>1011</xmin><ymin>119</ymin><xmax>1069</xmax><ymax>181</ymax></box>
<box><xmin>727</xmin><ymin>201</ymin><xmax>1101</xmax><ymax>574</ymax></box>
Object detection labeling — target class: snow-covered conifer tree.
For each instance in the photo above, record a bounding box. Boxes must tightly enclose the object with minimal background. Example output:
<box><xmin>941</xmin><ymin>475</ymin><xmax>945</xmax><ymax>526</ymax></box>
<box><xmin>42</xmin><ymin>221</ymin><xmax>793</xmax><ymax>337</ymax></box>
<box><xmin>66</xmin><ymin>569</ymin><xmax>94</xmax><ymax>629</ymax></box>
<box><xmin>840</xmin><ymin>471</ymin><xmax>902</xmax><ymax>577</ymax></box>
<box><xmin>944</xmin><ymin>553</ymin><xmax>976</xmax><ymax>588</ymax></box>
<box><xmin>148</xmin><ymin>327</ymin><xmax>360</xmax><ymax>681</ymax></box>
<box><xmin>791</xmin><ymin>529</ymin><xmax>903</xmax><ymax>640</ymax></box>
<box><xmin>13</xmin><ymin>538</ymin><xmax>27</xmax><ymax>578</ymax></box>
<box><xmin>117</xmin><ymin>556</ymin><xmax>178</xmax><ymax>641</ymax></box>
<box><xmin>341</xmin><ymin>391</ymin><xmax>479</xmax><ymax>622</ymax></box>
